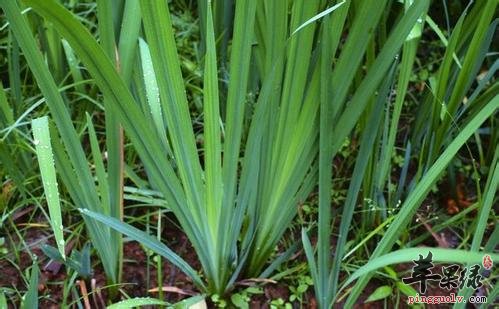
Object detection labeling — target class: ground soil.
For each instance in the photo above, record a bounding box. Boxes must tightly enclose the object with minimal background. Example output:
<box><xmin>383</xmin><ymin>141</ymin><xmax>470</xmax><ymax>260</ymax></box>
<box><xmin>0</xmin><ymin>188</ymin><xmax>492</xmax><ymax>308</ymax></box>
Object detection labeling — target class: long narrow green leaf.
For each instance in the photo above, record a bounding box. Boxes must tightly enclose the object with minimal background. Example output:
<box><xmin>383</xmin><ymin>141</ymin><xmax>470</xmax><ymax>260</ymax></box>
<box><xmin>97</xmin><ymin>0</ymin><xmax>124</xmax><ymax>284</ymax></box>
<box><xmin>86</xmin><ymin>114</ymin><xmax>110</xmax><ymax>216</ymax></box>
<box><xmin>106</xmin><ymin>297</ymin><xmax>169</xmax><ymax>309</ymax></box>
<box><xmin>0</xmin><ymin>83</ymin><xmax>26</xmax><ymax>194</ymax></box>
<box><xmin>301</xmin><ymin>229</ymin><xmax>319</xmax><ymax>301</ymax></box>
<box><xmin>138</xmin><ymin>38</ymin><xmax>169</xmax><ymax>152</ymax></box>
<box><xmin>425</xmin><ymin>15</ymin><xmax>461</xmax><ymax>67</ymax></box>
<box><xmin>0</xmin><ymin>82</ymin><xmax>13</xmax><ymax>125</ymax></box>
<box><xmin>79</xmin><ymin>208</ymin><xmax>205</xmax><ymax>290</ymax></box>
<box><xmin>221</xmin><ymin>0</ymin><xmax>257</xmax><ymax>212</ymax></box>
<box><xmin>470</xmin><ymin>145</ymin><xmax>499</xmax><ymax>251</ymax></box>
<box><xmin>292</xmin><ymin>1</ymin><xmax>345</xmax><ymax>35</ymax></box>
<box><xmin>0</xmin><ymin>291</ymin><xmax>6</xmax><ymax>308</ymax></box>
<box><xmin>314</xmin><ymin>2</ymin><xmax>351</xmax><ymax>303</ymax></box>
<box><xmin>428</xmin><ymin>11</ymin><xmax>465</xmax><ymax>151</ymax></box>
<box><xmin>116</xmin><ymin>0</ymin><xmax>141</xmax><ymax>84</ymax></box>
<box><xmin>61</xmin><ymin>40</ymin><xmax>85</xmax><ymax>93</ymax></box>
<box><xmin>271</xmin><ymin>0</ymin><xmax>319</xmax><ymax>184</ymax></box>
<box><xmin>203</xmin><ymin>3</ymin><xmax>223</xmax><ymax>256</ymax></box>
<box><xmin>22</xmin><ymin>263</ymin><xmax>39</xmax><ymax>309</ymax></box>
<box><xmin>316</xmin><ymin>6</ymin><xmax>336</xmax><ymax>306</ymax></box>
<box><xmin>140</xmin><ymin>0</ymin><xmax>220</xmax><ymax>290</ymax></box>
<box><xmin>442</xmin><ymin>0</ymin><xmax>497</xmax><ymax>131</ymax></box>
<box><xmin>32</xmin><ymin>116</ymin><xmax>65</xmax><ymax>260</ymax></box>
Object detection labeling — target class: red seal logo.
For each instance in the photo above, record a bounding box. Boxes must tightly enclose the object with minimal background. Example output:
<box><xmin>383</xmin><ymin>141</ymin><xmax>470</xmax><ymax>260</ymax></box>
<box><xmin>482</xmin><ymin>254</ymin><xmax>493</xmax><ymax>270</ymax></box>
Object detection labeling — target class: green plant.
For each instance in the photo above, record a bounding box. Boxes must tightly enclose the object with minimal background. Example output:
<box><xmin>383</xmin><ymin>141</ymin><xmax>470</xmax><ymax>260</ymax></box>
<box><xmin>302</xmin><ymin>0</ymin><xmax>498</xmax><ymax>307</ymax></box>
<box><xmin>22</xmin><ymin>262</ymin><xmax>39</xmax><ymax>309</ymax></box>
<box><xmin>343</xmin><ymin>0</ymin><xmax>498</xmax><ymax>303</ymax></box>
<box><xmin>303</xmin><ymin>0</ymin><xmax>430</xmax><ymax>307</ymax></box>
<box><xmin>42</xmin><ymin>243</ymin><xmax>92</xmax><ymax>279</ymax></box>
<box><xmin>229</xmin><ymin>287</ymin><xmax>263</xmax><ymax>309</ymax></box>
<box><xmin>0</xmin><ymin>237</ymin><xmax>7</xmax><ymax>255</ymax></box>
<box><xmin>106</xmin><ymin>294</ymin><xmax>206</xmax><ymax>309</ymax></box>
<box><xmin>269</xmin><ymin>297</ymin><xmax>292</xmax><ymax>309</ymax></box>
<box><xmin>3</xmin><ymin>0</ymin><xmax>331</xmax><ymax>297</ymax></box>
<box><xmin>288</xmin><ymin>275</ymin><xmax>313</xmax><ymax>304</ymax></box>
<box><xmin>1</xmin><ymin>0</ymin><xmax>123</xmax><ymax>289</ymax></box>
<box><xmin>1</xmin><ymin>0</ymin><xmax>497</xmax><ymax>307</ymax></box>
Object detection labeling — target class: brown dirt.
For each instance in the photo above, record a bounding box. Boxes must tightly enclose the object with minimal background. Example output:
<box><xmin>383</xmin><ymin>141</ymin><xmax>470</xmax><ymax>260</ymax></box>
<box><xmin>2</xmin><ymin>209</ymin><xmax>484</xmax><ymax>308</ymax></box>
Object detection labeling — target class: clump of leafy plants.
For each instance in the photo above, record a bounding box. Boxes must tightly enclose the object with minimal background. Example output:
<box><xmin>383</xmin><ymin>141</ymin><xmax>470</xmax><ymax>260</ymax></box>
<box><xmin>0</xmin><ymin>0</ymin><xmax>497</xmax><ymax>307</ymax></box>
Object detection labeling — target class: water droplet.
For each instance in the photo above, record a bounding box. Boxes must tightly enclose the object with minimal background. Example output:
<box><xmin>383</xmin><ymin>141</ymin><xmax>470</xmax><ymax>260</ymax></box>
<box><xmin>34</xmin><ymin>139</ymin><xmax>40</xmax><ymax>145</ymax></box>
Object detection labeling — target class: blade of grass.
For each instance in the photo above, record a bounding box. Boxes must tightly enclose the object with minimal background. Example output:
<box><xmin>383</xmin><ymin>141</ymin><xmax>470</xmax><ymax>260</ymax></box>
<box><xmin>106</xmin><ymin>297</ymin><xmax>169</xmax><ymax>309</ymax></box>
<box><xmin>203</xmin><ymin>2</ymin><xmax>223</xmax><ymax>262</ymax></box>
<box><xmin>116</xmin><ymin>0</ymin><xmax>141</xmax><ymax>84</ymax></box>
<box><xmin>97</xmin><ymin>0</ymin><xmax>124</xmax><ymax>286</ymax></box>
<box><xmin>61</xmin><ymin>39</ymin><xmax>85</xmax><ymax>93</ymax></box>
<box><xmin>425</xmin><ymin>15</ymin><xmax>462</xmax><ymax>67</ymax></box>
<box><xmin>0</xmin><ymin>291</ymin><xmax>6</xmax><ymax>308</ymax></box>
<box><xmin>7</xmin><ymin>31</ymin><xmax>22</xmax><ymax>111</ymax></box>
<box><xmin>0</xmin><ymin>82</ymin><xmax>14</xmax><ymax>125</ymax></box>
<box><xmin>221</xmin><ymin>0</ymin><xmax>257</xmax><ymax>214</ymax></box>
<box><xmin>312</xmin><ymin>1</ymin><xmax>351</xmax><ymax>303</ymax></box>
<box><xmin>86</xmin><ymin>114</ymin><xmax>110</xmax><ymax>216</ymax></box>
<box><xmin>79</xmin><ymin>208</ymin><xmax>205</xmax><ymax>290</ymax></box>
<box><xmin>291</xmin><ymin>1</ymin><xmax>345</xmax><ymax>36</ymax></box>
<box><xmin>32</xmin><ymin>116</ymin><xmax>65</xmax><ymax>260</ymax></box>
<box><xmin>329</xmin><ymin>0</ymin><xmax>388</xmax><ymax>120</ymax></box>
<box><xmin>22</xmin><ymin>263</ymin><xmax>39</xmax><ymax>309</ymax></box>
<box><xmin>138</xmin><ymin>38</ymin><xmax>169</xmax><ymax>153</ymax></box>
<box><xmin>0</xmin><ymin>83</ymin><xmax>26</xmax><ymax>194</ymax></box>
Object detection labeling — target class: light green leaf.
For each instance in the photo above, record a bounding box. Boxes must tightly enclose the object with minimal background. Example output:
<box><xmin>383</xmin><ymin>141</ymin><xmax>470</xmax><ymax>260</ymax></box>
<box><xmin>107</xmin><ymin>297</ymin><xmax>168</xmax><ymax>309</ymax></box>
<box><xmin>21</xmin><ymin>263</ymin><xmax>39</xmax><ymax>309</ymax></box>
<box><xmin>292</xmin><ymin>1</ymin><xmax>345</xmax><ymax>35</ymax></box>
<box><xmin>32</xmin><ymin>116</ymin><xmax>65</xmax><ymax>260</ymax></box>
<box><xmin>79</xmin><ymin>208</ymin><xmax>205</xmax><ymax>290</ymax></box>
<box><xmin>365</xmin><ymin>286</ymin><xmax>392</xmax><ymax>303</ymax></box>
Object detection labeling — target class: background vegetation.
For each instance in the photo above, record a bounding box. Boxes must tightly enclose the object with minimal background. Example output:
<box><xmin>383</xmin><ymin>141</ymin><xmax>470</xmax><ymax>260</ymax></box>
<box><xmin>0</xmin><ymin>0</ymin><xmax>497</xmax><ymax>308</ymax></box>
